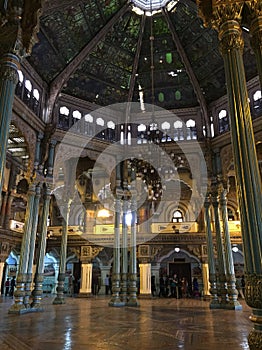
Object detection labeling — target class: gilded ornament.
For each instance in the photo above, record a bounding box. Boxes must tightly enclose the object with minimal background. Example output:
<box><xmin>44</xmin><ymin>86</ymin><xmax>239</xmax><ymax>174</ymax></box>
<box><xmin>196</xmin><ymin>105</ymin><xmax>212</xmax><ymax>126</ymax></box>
<box><xmin>246</xmin><ymin>0</ymin><xmax>262</xmax><ymax>17</ymax></box>
<box><xmin>0</xmin><ymin>65</ymin><xmax>18</xmax><ymax>83</ymax></box>
<box><xmin>245</xmin><ymin>274</ymin><xmax>262</xmax><ymax>309</ymax></box>
<box><xmin>219</xmin><ymin>31</ymin><xmax>244</xmax><ymax>54</ymax></box>
<box><xmin>248</xmin><ymin>330</ymin><xmax>262</xmax><ymax>350</ymax></box>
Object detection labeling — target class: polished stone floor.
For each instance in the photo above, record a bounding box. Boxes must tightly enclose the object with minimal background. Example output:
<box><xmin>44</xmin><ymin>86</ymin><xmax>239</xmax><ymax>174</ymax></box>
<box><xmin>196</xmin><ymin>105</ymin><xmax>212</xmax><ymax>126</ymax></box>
<box><xmin>0</xmin><ymin>295</ymin><xmax>251</xmax><ymax>350</ymax></box>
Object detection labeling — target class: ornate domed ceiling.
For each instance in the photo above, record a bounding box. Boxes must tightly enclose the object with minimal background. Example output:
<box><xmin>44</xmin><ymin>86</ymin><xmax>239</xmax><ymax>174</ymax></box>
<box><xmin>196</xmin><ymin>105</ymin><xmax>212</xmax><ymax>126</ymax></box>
<box><xmin>28</xmin><ymin>0</ymin><xmax>257</xmax><ymax>111</ymax></box>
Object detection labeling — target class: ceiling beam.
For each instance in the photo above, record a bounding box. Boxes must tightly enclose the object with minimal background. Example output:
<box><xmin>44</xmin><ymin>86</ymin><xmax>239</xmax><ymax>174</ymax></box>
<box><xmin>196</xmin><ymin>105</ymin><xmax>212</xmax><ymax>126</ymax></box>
<box><xmin>127</xmin><ymin>14</ymin><xmax>146</xmax><ymax>104</ymax></box>
<box><xmin>46</xmin><ymin>2</ymin><xmax>131</xmax><ymax>118</ymax></box>
<box><xmin>162</xmin><ymin>8</ymin><xmax>210</xmax><ymax>137</ymax></box>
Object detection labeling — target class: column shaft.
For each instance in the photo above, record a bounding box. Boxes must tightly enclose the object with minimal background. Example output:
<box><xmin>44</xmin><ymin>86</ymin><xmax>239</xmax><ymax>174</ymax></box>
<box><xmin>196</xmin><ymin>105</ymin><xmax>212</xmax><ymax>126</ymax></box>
<box><xmin>9</xmin><ymin>183</ymin><xmax>36</xmax><ymax>313</ymax></box>
<box><xmin>31</xmin><ymin>184</ymin><xmax>52</xmax><ymax>309</ymax></box>
<box><xmin>24</xmin><ymin>184</ymin><xmax>41</xmax><ymax>308</ymax></box>
<box><xmin>127</xmin><ymin>167</ymin><xmax>139</xmax><ymax>306</ymax></box>
<box><xmin>211</xmin><ymin>191</ymin><xmax>229</xmax><ymax>305</ymax></box>
<box><xmin>53</xmin><ymin>200</ymin><xmax>71</xmax><ymax>304</ymax></box>
<box><xmin>220</xmin><ymin>188</ymin><xmax>242</xmax><ymax>309</ymax></box>
<box><xmin>0</xmin><ymin>54</ymin><xmax>19</xmax><ymax>194</ymax></box>
<box><xmin>121</xmin><ymin>200</ymin><xmax>128</xmax><ymax>303</ymax></box>
<box><xmin>204</xmin><ymin>196</ymin><xmax>219</xmax><ymax>308</ymax></box>
<box><xmin>220</xmin><ymin>21</ymin><xmax>262</xmax><ymax>273</ymax></box>
<box><xmin>109</xmin><ymin>160</ymin><xmax>124</xmax><ymax>307</ymax></box>
<box><xmin>109</xmin><ymin>197</ymin><xmax>124</xmax><ymax>306</ymax></box>
<box><xmin>218</xmin><ymin>16</ymin><xmax>262</xmax><ymax>348</ymax></box>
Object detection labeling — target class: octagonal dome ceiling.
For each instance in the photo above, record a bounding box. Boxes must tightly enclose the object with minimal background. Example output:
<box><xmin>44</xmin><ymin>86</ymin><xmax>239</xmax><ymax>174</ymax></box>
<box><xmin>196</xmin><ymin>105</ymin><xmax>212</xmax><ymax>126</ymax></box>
<box><xmin>27</xmin><ymin>0</ymin><xmax>257</xmax><ymax>112</ymax></box>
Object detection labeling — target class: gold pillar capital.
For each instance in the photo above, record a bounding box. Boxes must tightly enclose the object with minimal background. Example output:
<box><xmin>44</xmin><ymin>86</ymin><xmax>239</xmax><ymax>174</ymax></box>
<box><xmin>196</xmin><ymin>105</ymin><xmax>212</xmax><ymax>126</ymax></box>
<box><xmin>246</xmin><ymin>0</ymin><xmax>262</xmax><ymax>17</ymax></box>
<box><xmin>197</xmin><ymin>0</ymin><xmax>244</xmax><ymax>30</ymax></box>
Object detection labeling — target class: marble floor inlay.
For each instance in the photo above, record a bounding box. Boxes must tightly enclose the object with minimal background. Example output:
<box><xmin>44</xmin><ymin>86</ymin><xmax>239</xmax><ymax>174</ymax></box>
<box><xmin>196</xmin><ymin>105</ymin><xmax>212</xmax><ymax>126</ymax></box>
<box><xmin>0</xmin><ymin>296</ymin><xmax>251</xmax><ymax>350</ymax></box>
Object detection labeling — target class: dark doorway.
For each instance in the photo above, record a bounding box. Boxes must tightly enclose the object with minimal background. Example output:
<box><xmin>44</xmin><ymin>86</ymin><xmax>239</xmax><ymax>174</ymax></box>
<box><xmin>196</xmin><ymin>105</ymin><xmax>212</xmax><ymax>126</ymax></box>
<box><xmin>169</xmin><ymin>262</ymin><xmax>191</xmax><ymax>289</ymax></box>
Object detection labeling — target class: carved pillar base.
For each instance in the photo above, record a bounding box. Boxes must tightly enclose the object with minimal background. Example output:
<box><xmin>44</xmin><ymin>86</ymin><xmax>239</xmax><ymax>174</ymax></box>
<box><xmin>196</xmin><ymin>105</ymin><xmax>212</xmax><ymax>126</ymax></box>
<box><xmin>8</xmin><ymin>273</ymin><xmax>27</xmax><ymax>314</ymax></box>
<box><xmin>53</xmin><ymin>273</ymin><xmax>66</xmax><ymax>305</ymax></box>
<box><xmin>246</xmin><ymin>274</ymin><xmax>262</xmax><ymax>350</ymax></box>
<box><xmin>127</xmin><ymin>273</ymin><xmax>139</xmax><ymax>307</ymax></box>
<box><xmin>24</xmin><ymin>273</ymin><xmax>32</xmax><ymax>309</ymax></box>
<box><xmin>225</xmin><ymin>274</ymin><xmax>242</xmax><ymax>310</ymax></box>
<box><xmin>218</xmin><ymin>274</ymin><xmax>229</xmax><ymax>307</ymax></box>
<box><xmin>31</xmin><ymin>274</ymin><xmax>44</xmax><ymax>311</ymax></box>
<box><xmin>209</xmin><ymin>274</ymin><xmax>220</xmax><ymax>309</ymax></box>
<box><xmin>120</xmin><ymin>272</ymin><xmax>128</xmax><ymax>303</ymax></box>
<box><xmin>109</xmin><ymin>273</ymin><xmax>125</xmax><ymax>307</ymax></box>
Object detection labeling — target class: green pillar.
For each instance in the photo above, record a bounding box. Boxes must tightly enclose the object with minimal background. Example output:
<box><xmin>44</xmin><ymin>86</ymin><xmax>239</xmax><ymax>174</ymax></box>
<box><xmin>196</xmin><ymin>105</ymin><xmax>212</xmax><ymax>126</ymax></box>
<box><xmin>204</xmin><ymin>195</ymin><xmax>219</xmax><ymax>309</ymax></box>
<box><xmin>211</xmin><ymin>182</ymin><xmax>229</xmax><ymax>306</ymax></box>
<box><xmin>53</xmin><ymin>199</ymin><xmax>71</xmax><ymax>304</ymax></box>
<box><xmin>9</xmin><ymin>182</ymin><xmax>36</xmax><ymax>314</ymax></box>
<box><xmin>0</xmin><ymin>53</ymin><xmax>19</xmax><ymax>193</ymax></box>
<box><xmin>121</xmin><ymin>195</ymin><xmax>128</xmax><ymax>304</ymax></box>
<box><xmin>127</xmin><ymin>166</ymin><xmax>139</xmax><ymax>306</ymax></box>
<box><xmin>109</xmin><ymin>161</ymin><xmax>124</xmax><ymax>307</ymax></box>
<box><xmin>197</xmin><ymin>2</ymin><xmax>262</xmax><ymax>347</ymax></box>
<box><xmin>219</xmin><ymin>18</ymin><xmax>262</xmax><ymax>350</ymax></box>
<box><xmin>0</xmin><ymin>2</ymin><xmax>42</xmax><ymax>196</ymax></box>
<box><xmin>24</xmin><ymin>183</ymin><xmax>41</xmax><ymax>309</ymax></box>
<box><xmin>219</xmin><ymin>186</ymin><xmax>242</xmax><ymax>310</ymax></box>
<box><xmin>31</xmin><ymin>183</ymin><xmax>52</xmax><ymax>310</ymax></box>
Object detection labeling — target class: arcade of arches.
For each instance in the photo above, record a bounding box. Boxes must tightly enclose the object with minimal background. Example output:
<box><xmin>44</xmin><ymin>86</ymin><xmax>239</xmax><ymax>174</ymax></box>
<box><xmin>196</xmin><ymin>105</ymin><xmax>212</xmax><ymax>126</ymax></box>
<box><xmin>0</xmin><ymin>1</ymin><xmax>262</xmax><ymax>349</ymax></box>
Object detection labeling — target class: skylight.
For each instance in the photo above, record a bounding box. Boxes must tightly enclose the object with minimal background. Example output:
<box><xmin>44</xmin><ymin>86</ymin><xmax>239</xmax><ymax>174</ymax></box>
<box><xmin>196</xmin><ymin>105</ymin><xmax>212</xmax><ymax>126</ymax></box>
<box><xmin>131</xmin><ymin>0</ymin><xmax>179</xmax><ymax>15</ymax></box>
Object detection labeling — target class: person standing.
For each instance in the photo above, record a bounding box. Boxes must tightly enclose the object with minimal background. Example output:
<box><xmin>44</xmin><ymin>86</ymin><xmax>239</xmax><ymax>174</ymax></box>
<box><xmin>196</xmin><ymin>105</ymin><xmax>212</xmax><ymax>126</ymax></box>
<box><xmin>241</xmin><ymin>275</ymin><xmax>245</xmax><ymax>298</ymax></box>
<box><xmin>151</xmin><ymin>275</ymin><xmax>156</xmax><ymax>297</ymax></box>
<box><xmin>5</xmin><ymin>278</ymin><xmax>10</xmax><ymax>296</ymax></box>
<box><xmin>10</xmin><ymin>276</ymin><xmax>16</xmax><ymax>297</ymax></box>
<box><xmin>105</xmin><ymin>274</ymin><xmax>110</xmax><ymax>295</ymax></box>
<box><xmin>181</xmin><ymin>277</ymin><xmax>188</xmax><ymax>298</ymax></box>
<box><xmin>159</xmin><ymin>276</ymin><xmax>165</xmax><ymax>297</ymax></box>
<box><xmin>69</xmin><ymin>274</ymin><xmax>75</xmax><ymax>296</ymax></box>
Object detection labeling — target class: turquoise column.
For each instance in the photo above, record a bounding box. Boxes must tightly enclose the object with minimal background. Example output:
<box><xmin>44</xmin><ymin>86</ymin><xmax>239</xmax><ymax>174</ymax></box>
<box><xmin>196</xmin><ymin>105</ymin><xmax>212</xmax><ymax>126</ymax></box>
<box><xmin>9</xmin><ymin>182</ymin><xmax>36</xmax><ymax>314</ymax></box>
<box><xmin>109</xmin><ymin>161</ymin><xmax>124</xmax><ymax>307</ymax></box>
<box><xmin>47</xmin><ymin>140</ymin><xmax>57</xmax><ymax>176</ymax></box>
<box><xmin>204</xmin><ymin>195</ymin><xmax>219</xmax><ymax>309</ymax></box>
<box><xmin>24</xmin><ymin>183</ymin><xmax>41</xmax><ymax>309</ymax></box>
<box><xmin>218</xmin><ymin>19</ymin><xmax>262</xmax><ymax>349</ymax></box>
<box><xmin>127</xmin><ymin>166</ymin><xmax>139</xmax><ymax>306</ymax></box>
<box><xmin>211</xmin><ymin>182</ymin><xmax>229</xmax><ymax>307</ymax></box>
<box><xmin>0</xmin><ymin>54</ymin><xmax>19</xmax><ymax>194</ymax></box>
<box><xmin>121</xmin><ymin>191</ymin><xmax>128</xmax><ymax>304</ymax></box>
<box><xmin>196</xmin><ymin>2</ymin><xmax>262</xmax><ymax>345</ymax></box>
<box><xmin>53</xmin><ymin>198</ymin><xmax>71</xmax><ymax>304</ymax></box>
<box><xmin>34</xmin><ymin>133</ymin><xmax>44</xmax><ymax>171</ymax></box>
<box><xmin>219</xmin><ymin>187</ymin><xmax>242</xmax><ymax>310</ymax></box>
<box><xmin>31</xmin><ymin>183</ymin><xmax>52</xmax><ymax>310</ymax></box>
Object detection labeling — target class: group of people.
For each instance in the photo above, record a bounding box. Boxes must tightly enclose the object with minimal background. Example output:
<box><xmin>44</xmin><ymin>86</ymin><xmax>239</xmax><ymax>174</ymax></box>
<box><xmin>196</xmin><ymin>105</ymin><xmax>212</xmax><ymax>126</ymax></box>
<box><xmin>91</xmin><ymin>273</ymin><xmax>112</xmax><ymax>296</ymax></box>
<box><xmin>158</xmin><ymin>274</ymin><xmax>199</xmax><ymax>298</ymax></box>
<box><xmin>4</xmin><ymin>276</ymin><xmax>16</xmax><ymax>297</ymax></box>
